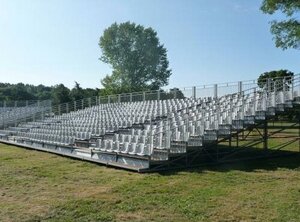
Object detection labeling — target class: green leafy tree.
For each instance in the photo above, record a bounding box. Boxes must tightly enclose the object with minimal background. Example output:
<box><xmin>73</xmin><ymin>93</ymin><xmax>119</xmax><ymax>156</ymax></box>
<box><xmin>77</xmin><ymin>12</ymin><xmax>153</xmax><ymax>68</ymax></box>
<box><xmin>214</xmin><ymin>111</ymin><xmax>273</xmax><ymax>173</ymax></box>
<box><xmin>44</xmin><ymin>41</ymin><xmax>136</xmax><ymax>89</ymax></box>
<box><xmin>100</xmin><ymin>72</ymin><xmax>124</xmax><ymax>96</ymax></box>
<box><xmin>70</xmin><ymin>81</ymin><xmax>85</xmax><ymax>101</ymax></box>
<box><xmin>261</xmin><ymin>0</ymin><xmax>300</xmax><ymax>50</ymax></box>
<box><xmin>7</xmin><ymin>83</ymin><xmax>36</xmax><ymax>101</ymax></box>
<box><xmin>99</xmin><ymin>22</ymin><xmax>172</xmax><ymax>94</ymax></box>
<box><xmin>51</xmin><ymin>84</ymin><xmax>72</xmax><ymax>105</ymax></box>
<box><xmin>169</xmin><ymin>88</ymin><xmax>185</xmax><ymax>99</ymax></box>
<box><xmin>257</xmin><ymin>70</ymin><xmax>294</xmax><ymax>90</ymax></box>
<box><xmin>160</xmin><ymin>88</ymin><xmax>185</xmax><ymax>100</ymax></box>
<box><xmin>0</xmin><ymin>82</ymin><xmax>100</xmax><ymax>105</ymax></box>
<box><xmin>70</xmin><ymin>82</ymin><xmax>99</xmax><ymax>99</ymax></box>
<box><xmin>84</xmin><ymin>88</ymin><xmax>99</xmax><ymax>98</ymax></box>
<box><xmin>35</xmin><ymin>84</ymin><xmax>52</xmax><ymax>100</ymax></box>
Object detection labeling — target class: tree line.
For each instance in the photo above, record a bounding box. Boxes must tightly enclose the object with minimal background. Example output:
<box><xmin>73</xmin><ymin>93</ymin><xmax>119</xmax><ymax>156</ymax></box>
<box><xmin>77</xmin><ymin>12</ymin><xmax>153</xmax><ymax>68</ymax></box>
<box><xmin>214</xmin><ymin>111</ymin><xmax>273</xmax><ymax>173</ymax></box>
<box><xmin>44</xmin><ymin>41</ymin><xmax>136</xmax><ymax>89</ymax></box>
<box><xmin>0</xmin><ymin>81</ymin><xmax>185</xmax><ymax>106</ymax></box>
<box><xmin>0</xmin><ymin>82</ymin><xmax>99</xmax><ymax>105</ymax></box>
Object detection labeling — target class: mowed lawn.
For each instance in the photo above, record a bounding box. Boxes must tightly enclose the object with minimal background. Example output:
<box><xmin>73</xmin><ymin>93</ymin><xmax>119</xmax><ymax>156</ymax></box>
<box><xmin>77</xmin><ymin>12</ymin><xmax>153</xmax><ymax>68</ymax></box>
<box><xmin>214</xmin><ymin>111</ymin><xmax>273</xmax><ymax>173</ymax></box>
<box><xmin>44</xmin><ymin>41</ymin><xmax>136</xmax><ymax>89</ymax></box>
<box><xmin>1</xmin><ymin>143</ymin><xmax>300</xmax><ymax>222</ymax></box>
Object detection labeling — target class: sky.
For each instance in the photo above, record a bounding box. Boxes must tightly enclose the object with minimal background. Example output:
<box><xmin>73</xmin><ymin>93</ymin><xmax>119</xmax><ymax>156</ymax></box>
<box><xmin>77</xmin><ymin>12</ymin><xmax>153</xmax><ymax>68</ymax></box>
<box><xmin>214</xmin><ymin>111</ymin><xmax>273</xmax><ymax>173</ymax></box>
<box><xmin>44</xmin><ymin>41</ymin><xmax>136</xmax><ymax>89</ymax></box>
<box><xmin>0</xmin><ymin>0</ymin><xmax>299</xmax><ymax>89</ymax></box>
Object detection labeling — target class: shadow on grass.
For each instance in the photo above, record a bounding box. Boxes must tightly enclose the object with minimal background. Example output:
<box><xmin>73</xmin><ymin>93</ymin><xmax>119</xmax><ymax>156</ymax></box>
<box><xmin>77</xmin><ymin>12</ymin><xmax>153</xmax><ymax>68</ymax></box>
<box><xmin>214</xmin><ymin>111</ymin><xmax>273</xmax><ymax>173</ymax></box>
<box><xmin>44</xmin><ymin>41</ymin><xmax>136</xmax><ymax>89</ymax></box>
<box><xmin>157</xmin><ymin>144</ymin><xmax>300</xmax><ymax>176</ymax></box>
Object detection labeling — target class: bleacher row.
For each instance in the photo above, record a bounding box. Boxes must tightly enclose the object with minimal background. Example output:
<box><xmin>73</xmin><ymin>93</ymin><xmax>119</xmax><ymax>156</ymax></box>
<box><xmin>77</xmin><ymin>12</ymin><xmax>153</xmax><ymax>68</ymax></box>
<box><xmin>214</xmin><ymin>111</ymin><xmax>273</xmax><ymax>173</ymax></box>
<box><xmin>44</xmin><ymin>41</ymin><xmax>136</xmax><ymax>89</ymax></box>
<box><xmin>14</xmin><ymin>98</ymin><xmax>203</xmax><ymax>155</ymax></box>
<box><xmin>0</xmin><ymin>79</ymin><xmax>299</xmax><ymax>170</ymax></box>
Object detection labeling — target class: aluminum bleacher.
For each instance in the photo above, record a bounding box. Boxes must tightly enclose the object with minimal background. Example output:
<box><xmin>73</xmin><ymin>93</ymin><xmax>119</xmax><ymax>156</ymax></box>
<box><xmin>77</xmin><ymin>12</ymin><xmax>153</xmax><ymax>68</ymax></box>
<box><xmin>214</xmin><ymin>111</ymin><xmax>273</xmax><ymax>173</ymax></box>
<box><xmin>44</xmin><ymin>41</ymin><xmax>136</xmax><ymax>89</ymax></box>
<box><xmin>0</xmin><ymin>100</ymin><xmax>51</xmax><ymax>129</ymax></box>
<box><xmin>0</xmin><ymin>76</ymin><xmax>299</xmax><ymax>172</ymax></box>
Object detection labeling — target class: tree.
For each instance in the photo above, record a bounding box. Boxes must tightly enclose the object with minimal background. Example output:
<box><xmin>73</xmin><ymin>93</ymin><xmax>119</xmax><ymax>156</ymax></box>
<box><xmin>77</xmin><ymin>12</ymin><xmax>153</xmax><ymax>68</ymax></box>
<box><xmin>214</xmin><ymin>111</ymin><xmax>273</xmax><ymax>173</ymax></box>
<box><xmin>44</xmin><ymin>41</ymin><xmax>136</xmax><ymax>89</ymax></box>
<box><xmin>99</xmin><ymin>22</ymin><xmax>172</xmax><ymax>94</ymax></box>
<box><xmin>7</xmin><ymin>83</ymin><xmax>36</xmax><ymax>101</ymax></box>
<box><xmin>100</xmin><ymin>72</ymin><xmax>124</xmax><ymax>96</ymax></box>
<box><xmin>261</xmin><ymin>0</ymin><xmax>300</xmax><ymax>50</ymax></box>
<box><xmin>160</xmin><ymin>88</ymin><xmax>185</xmax><ymax>100</ymax></box>
<box><xmin>35</xmin><ymin>84</ymin><xmax>52</xmax><ymax>100</ymax></box>
<box><xmin>51</xmin><ymin>84</ymin><xmax>72</xmax><ymax>105</ymax></box>
<box><xmin>83</xmin><ymin>88</ymin><xmax>99</xmax><ymax>98</ymax></box>
<box><xmin>70</xmin><ymin>81</ymin><xmax>84</xmax><ymax>101</ymax></box>
<box><xmin>0</xmin><ymin>82</ymin><xmax>99</xmax><ymax>105</ymax></box>
<box><xmin>257</xmin><ymin>70</ymin><xmax>294</xmax><ymax>90</ymax></box>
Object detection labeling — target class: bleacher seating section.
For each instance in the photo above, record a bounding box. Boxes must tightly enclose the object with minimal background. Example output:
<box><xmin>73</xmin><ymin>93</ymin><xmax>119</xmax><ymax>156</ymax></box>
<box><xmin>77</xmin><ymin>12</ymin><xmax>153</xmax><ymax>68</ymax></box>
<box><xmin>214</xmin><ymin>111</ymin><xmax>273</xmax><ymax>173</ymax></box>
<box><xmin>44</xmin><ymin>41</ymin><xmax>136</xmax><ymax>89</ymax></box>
<box><xmin>0</xmin><ymin>77</ymin><xmax>299</xmax><ymax>171</ymax></box>
<box><xmin>0</xmin><ymin>101</ymin><xmax>51</xmax><ymax>129</ymax></box>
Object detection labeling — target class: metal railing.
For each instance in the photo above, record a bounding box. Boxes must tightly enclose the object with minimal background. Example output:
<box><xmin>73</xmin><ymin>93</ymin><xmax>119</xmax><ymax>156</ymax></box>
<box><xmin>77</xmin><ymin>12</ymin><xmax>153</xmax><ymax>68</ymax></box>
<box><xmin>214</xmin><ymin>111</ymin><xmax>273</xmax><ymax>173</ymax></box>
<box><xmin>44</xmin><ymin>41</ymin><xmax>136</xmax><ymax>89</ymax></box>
<box><xmin>49</xmin><ymin>79</ymin><xmax>260</xmax><ymax>116</ymax></box>
<box><xmin>0</xmin><ymin>99</ymin><xmax>51</xmax><ymax>108</ymax></box>
<box><xmin>0</xmin><ymin>100</ymin><xmax>52</xmax><ymax>129</ymax></box>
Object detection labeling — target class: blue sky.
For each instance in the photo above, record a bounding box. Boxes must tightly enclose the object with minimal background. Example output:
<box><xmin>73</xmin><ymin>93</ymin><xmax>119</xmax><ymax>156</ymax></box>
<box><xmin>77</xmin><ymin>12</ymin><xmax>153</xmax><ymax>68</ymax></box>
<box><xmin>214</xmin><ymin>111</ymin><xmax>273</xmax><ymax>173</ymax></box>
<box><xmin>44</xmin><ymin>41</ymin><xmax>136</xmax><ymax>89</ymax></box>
<box><xmin>0</xmin><ymin>0</ymin><xmax>299</xmax><ymax>89</ymax></box>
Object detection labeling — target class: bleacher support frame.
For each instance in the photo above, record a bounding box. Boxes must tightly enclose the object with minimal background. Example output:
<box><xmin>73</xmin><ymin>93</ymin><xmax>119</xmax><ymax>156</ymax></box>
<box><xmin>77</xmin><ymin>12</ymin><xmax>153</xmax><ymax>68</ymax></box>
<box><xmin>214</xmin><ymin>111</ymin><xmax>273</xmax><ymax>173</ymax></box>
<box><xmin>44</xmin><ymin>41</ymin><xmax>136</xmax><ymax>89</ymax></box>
<box><xmin>144</xmin><ymin>106</ymin><xmax>300</xmax><ymax>173</ymax></box>
<box><xmin>137</xmin><ymin>101</ymin><xmax>300</xmax><ymax>172</ymax></box>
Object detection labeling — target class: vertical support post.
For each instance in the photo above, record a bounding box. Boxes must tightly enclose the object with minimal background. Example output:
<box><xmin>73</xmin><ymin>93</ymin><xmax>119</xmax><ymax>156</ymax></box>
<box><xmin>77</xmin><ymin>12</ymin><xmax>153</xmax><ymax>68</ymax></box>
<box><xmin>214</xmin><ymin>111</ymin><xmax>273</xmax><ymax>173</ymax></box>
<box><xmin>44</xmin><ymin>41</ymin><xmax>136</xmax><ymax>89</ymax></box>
<box><xmin>108</xmin><ymin>95</ymin><xmax>111</xmax><ymax>104</ymax></box>
<box><xmin>143</xmin><ymin>92</ymin><xmax>146</xmax><ymax>101</ymax></box>
<box><xmin>98</xmin><ymin>96</ymin><xmax>101</xmax><ymax>105</ymax></box>
<box><xmin>88</xmin><ymin>98</ymin><xmax>91</xmax><ymax>107</ymax></box>
<box><xmin>66</xmin><ymin>103</ymin><xmax>69</xmax><ymax>113</ymax></box>
<box><xmin>192</xmin><ymin>86</ymin><xmax>196</xmax><ymax>99</ymax></box>
<box><xmin>118</xmin><ymin>94</ymin><xmax>121</xmax><ymax>103</ymax></box>
<box><xmin>253</xmin><ymin>88</ymin><xmax>257</xmax><ymax>114</ymax></box>
<box><xmin>236</xmin><ymin>131</ymin><xmax>239</xmax><ymax>147</ymax></box>
<box><xmin>130</xmin><ymin>93</ymin><xmax>133</xmax><ymax>102</ymax></box>
<box><xmin>214</xmin><ymin>84</ymin><xmax>218</xmax><ymax>98</ymax></box>
<box><xmin>238</xmin><ymin>81</ymin><xmax>242</xmax><ymax>95</ymax></box>
<box><xmin>58</xmin><ymin>105</ymin><xmax>61</xmax><ymax>116</ymax></box>
<box><xmin>15</xmin><ymin>101</ymin><xmax>17</xmax><ymax>107</ymax></box>
<box><xmin>74</xmin><ymin>101</ymin><xmax>76</xmax><ymax>111</ymax></box>
<box><xmin>157</xmin><ymin>90</ymin><xmax>160</xmax><ymax>101</ymax></box>
<box><xmin>82</xmin><ymin>99</ymin><xmax>84</xmax><ymax>109</ymax></box>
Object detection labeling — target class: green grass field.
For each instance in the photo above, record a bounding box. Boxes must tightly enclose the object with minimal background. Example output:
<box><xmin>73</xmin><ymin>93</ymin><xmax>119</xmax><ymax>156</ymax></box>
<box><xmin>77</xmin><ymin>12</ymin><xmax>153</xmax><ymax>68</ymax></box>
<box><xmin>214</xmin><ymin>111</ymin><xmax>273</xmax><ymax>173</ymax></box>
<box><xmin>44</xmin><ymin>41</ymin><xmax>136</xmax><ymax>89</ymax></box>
<box><xmin>1</xmin><ymin>141</ymin><xmax>300</xmax><ymax>222</ymax></box>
